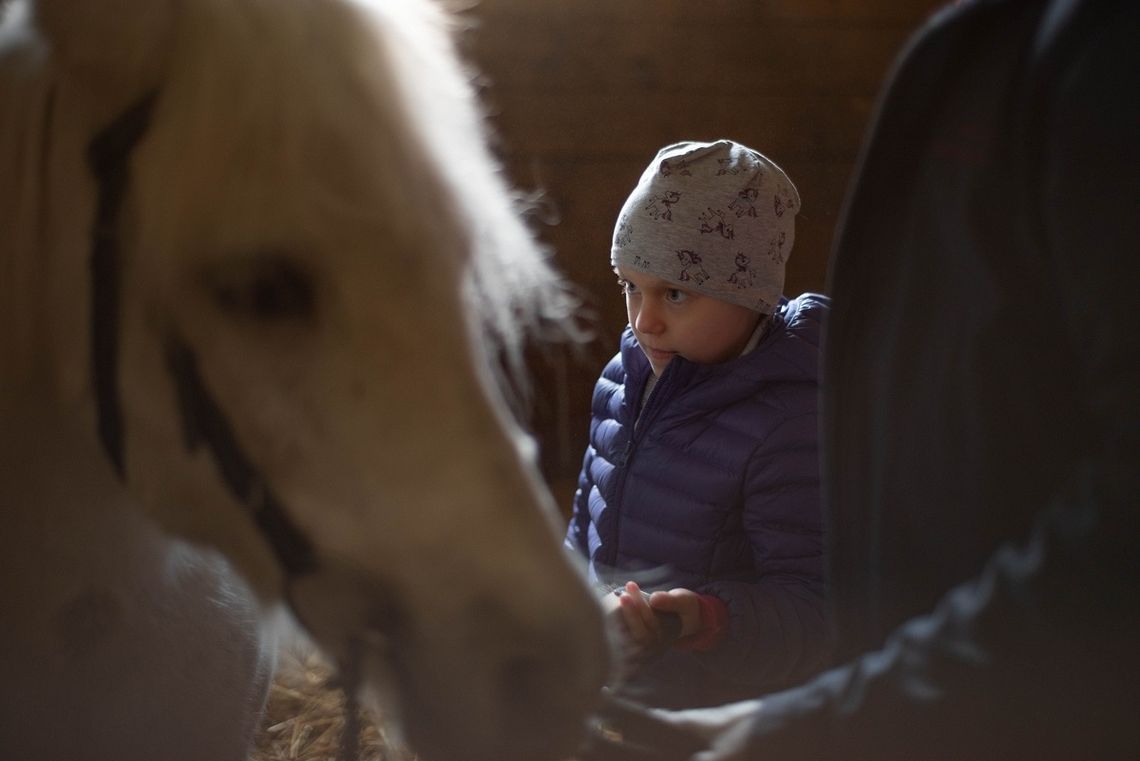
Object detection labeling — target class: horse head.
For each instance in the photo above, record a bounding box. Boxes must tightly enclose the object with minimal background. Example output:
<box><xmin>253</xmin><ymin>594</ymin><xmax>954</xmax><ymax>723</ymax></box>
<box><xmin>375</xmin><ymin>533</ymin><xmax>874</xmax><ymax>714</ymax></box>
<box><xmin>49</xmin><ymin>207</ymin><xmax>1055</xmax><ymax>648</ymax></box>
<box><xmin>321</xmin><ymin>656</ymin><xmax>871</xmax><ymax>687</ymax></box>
<box><xmin>0</xmin><ymin>1</ymin><xmax>608</xmax><ymax>759</ymax></box>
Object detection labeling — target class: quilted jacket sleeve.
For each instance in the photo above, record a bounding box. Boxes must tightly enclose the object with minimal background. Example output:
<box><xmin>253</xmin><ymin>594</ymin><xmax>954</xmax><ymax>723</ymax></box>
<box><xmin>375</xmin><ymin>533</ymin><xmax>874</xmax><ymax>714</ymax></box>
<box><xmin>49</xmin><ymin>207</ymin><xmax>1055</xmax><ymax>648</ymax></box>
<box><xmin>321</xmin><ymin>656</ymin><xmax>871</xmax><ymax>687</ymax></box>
<box><xmin>565</xmin><ymin>352</ymin><xmax>625</xmax><ymax>561</ymax></box>
<box><xmin>694</xmin><ymin>410</ymin><xmax>830</xmax><ymax>691</ymax></box>
<box><xmin>564</xmin><ymin>450</ymin><xmax>593</xmax><ymax>557</ymax></box>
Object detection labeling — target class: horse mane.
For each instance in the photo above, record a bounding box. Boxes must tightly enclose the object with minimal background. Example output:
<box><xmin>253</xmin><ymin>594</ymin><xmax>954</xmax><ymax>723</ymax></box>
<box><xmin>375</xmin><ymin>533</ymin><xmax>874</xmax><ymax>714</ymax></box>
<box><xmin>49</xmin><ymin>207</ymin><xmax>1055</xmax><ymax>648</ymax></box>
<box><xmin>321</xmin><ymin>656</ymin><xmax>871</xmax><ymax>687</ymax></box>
<box><xmin>354</xmin><ymin>0</ymin><xmax>584</xmax><ymax>393</ymax></box>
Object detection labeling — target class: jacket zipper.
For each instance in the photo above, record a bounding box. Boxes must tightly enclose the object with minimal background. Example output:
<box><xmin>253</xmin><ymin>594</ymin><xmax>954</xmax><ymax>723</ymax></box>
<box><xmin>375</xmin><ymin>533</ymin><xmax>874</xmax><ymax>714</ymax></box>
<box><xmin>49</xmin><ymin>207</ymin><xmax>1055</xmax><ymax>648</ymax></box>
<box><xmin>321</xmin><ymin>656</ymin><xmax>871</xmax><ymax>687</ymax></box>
<box><xmin>607</xmin><ymin>364</ymin><xmax>679</xmax><ymax>570</ymax></box>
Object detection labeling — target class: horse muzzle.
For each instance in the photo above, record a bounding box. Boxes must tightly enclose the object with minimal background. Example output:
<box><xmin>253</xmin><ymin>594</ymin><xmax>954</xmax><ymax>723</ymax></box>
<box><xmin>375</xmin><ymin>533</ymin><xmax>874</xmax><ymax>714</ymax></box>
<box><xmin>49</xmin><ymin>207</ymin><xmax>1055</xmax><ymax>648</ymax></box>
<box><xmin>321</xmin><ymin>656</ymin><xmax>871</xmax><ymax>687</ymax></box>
<box><xmin>288</xmin><ymin>559</ymin><xmax>610</xmax><ymax>761</ymax></box>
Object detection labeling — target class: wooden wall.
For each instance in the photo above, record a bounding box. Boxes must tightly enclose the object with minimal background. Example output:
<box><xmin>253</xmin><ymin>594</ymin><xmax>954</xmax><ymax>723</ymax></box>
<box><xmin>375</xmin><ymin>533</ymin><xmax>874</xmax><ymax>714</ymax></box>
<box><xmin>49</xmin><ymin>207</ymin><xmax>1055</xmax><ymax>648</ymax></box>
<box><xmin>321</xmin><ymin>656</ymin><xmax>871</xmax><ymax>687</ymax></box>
<box><xmin>457</xmin><ymin>0</ymin><xmax>947</xmax><ymax>501</ymax></box>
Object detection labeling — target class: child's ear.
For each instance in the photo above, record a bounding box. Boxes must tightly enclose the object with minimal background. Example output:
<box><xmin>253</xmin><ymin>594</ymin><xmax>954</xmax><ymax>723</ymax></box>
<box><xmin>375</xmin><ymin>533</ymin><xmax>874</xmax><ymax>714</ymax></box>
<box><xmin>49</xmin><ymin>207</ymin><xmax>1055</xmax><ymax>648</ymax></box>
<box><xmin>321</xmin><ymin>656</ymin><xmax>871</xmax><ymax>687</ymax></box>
<box><xmin>33</xmin><ymin>0</ymin><xmax>176</xmax><ymax>108</ymax></box>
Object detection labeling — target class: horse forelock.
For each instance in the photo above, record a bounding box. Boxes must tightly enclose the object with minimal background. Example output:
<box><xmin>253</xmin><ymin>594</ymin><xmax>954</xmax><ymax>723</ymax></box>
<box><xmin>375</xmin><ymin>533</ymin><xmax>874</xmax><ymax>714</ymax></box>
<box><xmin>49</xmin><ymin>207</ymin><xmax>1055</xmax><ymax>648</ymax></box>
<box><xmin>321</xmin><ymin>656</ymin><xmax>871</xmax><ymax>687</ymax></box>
<box><xmin>122</xmin><ymin>0</ymin><xmax>578</xmax><ymax>410</ymax></box>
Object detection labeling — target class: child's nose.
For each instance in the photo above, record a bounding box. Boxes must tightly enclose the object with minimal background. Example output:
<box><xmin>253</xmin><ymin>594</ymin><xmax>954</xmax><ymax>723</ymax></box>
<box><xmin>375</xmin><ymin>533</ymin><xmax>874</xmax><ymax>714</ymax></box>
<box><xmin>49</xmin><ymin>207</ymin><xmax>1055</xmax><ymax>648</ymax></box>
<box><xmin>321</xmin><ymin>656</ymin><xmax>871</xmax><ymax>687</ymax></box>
<box><xmin>634</xmin><ymin>300</ymin><xmax>664</xmax><ymax>334</ymax></box>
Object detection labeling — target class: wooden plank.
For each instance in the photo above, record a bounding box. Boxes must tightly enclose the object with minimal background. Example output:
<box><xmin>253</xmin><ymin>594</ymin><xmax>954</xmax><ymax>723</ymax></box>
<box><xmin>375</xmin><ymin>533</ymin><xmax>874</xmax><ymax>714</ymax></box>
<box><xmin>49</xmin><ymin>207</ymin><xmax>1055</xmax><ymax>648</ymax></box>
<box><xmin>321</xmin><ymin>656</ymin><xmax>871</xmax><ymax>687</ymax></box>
<box><xmin>483</xmin><ymin>91</ymin><xmax>877</xmax><ymax>161</ymax></box>
<box><xmin>464</xmin><ymin>0</ymin><xmax>945</xmax><ymax>25</ymax></box>
<box><xmin>463</xmin><ymin>19</ymin><xmax>916</xmax><ymax>97</ymax></box>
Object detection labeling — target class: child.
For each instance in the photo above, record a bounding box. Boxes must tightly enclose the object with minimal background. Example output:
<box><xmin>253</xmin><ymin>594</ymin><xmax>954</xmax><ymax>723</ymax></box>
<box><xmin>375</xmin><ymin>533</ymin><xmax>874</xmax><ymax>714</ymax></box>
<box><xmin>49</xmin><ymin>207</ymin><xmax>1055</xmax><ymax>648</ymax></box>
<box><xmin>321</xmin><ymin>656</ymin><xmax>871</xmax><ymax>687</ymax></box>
<box><xmin>565</xmin><ymin>139</ymin><xmax>831</xmax><ymax>709</ymax></box>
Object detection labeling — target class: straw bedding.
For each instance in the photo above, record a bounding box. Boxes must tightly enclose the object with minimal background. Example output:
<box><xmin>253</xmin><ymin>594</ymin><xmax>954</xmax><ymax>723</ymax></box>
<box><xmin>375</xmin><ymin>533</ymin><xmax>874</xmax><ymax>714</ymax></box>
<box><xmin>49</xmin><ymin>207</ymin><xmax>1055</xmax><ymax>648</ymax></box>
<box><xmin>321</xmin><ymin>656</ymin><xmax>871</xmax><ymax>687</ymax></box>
<box><xmin>252</xmin><ymin>645</ymin><xmax>417</xmax><ymax>761</ymax></box>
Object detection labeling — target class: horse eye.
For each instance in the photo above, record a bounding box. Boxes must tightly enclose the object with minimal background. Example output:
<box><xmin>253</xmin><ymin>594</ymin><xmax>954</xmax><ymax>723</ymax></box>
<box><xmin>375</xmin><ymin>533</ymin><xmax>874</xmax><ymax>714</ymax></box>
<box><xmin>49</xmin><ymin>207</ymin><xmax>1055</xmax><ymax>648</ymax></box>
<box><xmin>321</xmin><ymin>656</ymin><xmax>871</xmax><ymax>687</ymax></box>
<box><xmin>205</xmin><ymin>254</ymin><xmax>316</xmax><ymax>322</ymax></box>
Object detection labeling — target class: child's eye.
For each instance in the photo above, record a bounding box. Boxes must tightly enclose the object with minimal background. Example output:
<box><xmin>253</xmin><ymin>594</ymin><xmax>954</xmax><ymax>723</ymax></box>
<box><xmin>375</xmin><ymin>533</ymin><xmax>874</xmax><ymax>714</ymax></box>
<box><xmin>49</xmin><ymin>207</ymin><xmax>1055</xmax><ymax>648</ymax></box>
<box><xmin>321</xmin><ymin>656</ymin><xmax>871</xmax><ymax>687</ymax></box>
<box><xmin>665</xmin><ymin>288</ymin><xmax>688</xmax><ymax>304</ymax></box>
<box><xmin>617</xmin><ymin>278</ymin><xmax>637</xmax><ymax>295</ymax></box>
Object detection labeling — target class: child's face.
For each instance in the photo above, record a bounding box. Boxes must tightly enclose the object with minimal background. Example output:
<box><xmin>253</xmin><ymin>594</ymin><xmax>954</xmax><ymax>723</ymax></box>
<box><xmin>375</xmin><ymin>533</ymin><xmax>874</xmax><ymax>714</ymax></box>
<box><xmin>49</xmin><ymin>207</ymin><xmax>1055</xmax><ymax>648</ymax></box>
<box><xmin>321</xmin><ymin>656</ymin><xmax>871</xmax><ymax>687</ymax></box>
<box><xmin>616</xmin><ymin>268</ymin><xmax>763</xmax><ymax>377</ymax></box>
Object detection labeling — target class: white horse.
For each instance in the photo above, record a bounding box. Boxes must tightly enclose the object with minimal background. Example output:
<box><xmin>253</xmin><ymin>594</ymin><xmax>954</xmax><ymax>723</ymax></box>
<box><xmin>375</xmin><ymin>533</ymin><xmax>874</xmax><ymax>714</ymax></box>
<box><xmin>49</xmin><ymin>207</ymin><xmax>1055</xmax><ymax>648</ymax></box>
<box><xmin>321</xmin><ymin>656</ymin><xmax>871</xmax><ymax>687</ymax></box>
<box><xmin>0</xmin><ymin>1</ymin><xmax>609</xmax><ymax>760</ymax></box>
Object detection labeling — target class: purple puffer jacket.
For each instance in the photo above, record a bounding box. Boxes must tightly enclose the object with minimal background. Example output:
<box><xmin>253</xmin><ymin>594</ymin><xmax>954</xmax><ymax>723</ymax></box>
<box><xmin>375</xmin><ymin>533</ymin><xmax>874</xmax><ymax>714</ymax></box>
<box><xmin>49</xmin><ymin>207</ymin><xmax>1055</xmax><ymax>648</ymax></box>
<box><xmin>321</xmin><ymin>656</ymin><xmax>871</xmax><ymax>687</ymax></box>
<box><xmin>566</xmin><ymin>293</ymin><xmax>831</xmax><ymax>708</ymax></box>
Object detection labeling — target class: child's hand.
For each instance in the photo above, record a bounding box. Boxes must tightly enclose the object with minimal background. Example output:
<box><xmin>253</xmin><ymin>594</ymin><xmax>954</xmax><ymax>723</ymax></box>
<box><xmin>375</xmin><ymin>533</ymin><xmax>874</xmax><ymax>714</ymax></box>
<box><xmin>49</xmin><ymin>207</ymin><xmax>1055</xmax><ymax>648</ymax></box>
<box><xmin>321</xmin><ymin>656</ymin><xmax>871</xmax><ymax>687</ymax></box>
<box><xmin>614</xmin><ymin>581</ymin><xmax>662</xmax><ymax>650</ymax></box>
<box><xmin>608</xmin><ymin>582</ymin><xmax>703</xmax><ymax>668</ymax></box>
<box><xmin>646</xmin><ymin>587</ymin><xmax>702</xmax><ymax>638</ymax></box>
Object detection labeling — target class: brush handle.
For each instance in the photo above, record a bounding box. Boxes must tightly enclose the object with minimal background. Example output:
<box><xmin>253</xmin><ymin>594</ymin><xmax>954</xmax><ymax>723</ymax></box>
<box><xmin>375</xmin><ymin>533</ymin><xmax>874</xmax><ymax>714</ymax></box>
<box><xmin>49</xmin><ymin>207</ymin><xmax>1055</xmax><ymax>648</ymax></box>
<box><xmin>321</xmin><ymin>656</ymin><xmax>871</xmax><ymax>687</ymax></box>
<box><xmin>654</xmin><ymin>610</ymin><xmax>683</xmax><ymax>643</ymax></box>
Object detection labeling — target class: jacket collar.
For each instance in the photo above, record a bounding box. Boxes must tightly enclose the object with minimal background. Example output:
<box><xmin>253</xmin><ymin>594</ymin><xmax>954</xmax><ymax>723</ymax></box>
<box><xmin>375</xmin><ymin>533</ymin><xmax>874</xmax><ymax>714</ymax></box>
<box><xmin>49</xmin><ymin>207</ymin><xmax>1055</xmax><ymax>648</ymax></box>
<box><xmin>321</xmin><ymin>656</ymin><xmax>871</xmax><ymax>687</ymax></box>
<box><xmin>619</xmin><ymin>296</ymin><xmax>793</xmax><ymax>382</ymax></box>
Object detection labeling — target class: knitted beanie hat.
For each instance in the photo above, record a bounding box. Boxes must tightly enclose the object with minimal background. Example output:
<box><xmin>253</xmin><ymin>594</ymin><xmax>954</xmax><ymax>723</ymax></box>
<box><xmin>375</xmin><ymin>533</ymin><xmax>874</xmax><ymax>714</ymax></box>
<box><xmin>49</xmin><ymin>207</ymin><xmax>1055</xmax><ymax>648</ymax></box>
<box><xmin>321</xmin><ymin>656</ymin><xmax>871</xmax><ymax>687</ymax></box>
<box><xmin>610</xmin><ymin>139</ymin><xmax>800</xmax><ymax>313</ymax></box>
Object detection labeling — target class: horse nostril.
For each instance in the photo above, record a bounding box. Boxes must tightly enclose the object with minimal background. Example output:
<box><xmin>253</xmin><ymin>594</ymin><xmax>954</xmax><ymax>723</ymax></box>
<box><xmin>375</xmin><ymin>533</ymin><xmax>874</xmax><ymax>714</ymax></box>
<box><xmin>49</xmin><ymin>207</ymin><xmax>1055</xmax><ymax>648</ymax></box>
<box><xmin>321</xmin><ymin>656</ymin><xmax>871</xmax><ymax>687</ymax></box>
<box><xmin>462</xmin><ymin>597</ymin><xmax>607</xmax><ymax>759</ymax></box>
<box><xmin>495</xmin><ymin>646</ymin><xmax>597</xmax><ymax>758</ymax></box>
<box><xmin>495</xmin><ymin>654</ymin><xmax>561</xmax><ymax>752</ymax></box>
<box><xmin>498</xmin><ymin>652</ymin><xmax>546</xmax><ymax>709</ymax></box>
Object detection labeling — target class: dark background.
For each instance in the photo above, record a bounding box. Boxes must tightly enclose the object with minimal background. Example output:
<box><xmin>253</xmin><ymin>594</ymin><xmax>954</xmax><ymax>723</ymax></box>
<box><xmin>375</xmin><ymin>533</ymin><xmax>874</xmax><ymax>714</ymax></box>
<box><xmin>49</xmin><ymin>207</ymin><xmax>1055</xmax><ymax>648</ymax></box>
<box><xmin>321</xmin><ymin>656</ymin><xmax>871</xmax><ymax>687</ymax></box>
<box><xmin>456</xmin><ymin>0</ymin><xmax>948</xmax><ymax>505</ymax></box>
